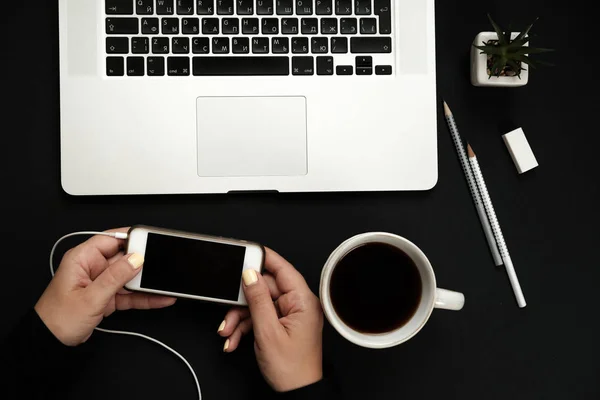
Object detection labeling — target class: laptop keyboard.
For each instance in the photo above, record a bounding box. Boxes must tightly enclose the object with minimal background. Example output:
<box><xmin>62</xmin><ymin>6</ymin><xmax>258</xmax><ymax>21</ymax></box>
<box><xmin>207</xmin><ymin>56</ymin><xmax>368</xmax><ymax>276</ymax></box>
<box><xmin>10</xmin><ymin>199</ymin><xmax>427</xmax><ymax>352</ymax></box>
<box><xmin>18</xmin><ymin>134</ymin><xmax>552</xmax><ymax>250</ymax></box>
<box><xmin>105</xmin><ymin>0</ymin><xmax>393</xmax><ymax>77</ymax></box>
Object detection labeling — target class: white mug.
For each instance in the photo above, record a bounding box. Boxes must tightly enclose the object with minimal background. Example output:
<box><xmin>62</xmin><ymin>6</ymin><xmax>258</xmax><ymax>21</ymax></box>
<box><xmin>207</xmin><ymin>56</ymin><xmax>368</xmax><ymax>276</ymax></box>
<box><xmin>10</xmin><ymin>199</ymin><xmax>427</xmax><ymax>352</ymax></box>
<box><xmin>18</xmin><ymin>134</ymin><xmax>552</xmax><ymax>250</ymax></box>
<box><xmin>320</xmin><ymin>233</ymin><xmax>465</xmax><ymax>349</ymax></box>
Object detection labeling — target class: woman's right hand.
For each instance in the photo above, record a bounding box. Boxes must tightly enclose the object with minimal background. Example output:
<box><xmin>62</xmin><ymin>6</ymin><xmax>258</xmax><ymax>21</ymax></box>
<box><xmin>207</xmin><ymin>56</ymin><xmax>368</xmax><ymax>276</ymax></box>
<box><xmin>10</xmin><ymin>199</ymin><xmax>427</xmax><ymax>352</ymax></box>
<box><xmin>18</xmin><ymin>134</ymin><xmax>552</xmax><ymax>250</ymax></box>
<box><xmin>218</xmin><ymin>248</ymin><xmax>324</xmax><ymax>393</ymax></box>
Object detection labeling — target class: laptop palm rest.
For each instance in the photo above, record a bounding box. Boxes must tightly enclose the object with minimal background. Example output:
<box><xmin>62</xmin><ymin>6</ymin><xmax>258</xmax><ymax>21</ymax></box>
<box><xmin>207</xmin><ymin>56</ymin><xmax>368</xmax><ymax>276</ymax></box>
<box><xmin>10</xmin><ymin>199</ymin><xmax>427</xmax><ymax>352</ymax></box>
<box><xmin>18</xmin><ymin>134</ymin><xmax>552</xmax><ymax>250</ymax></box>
<box><xmin>196</xmin><ymin>96</ymin><xmax>308</xmax><ymax>178</ymax></box>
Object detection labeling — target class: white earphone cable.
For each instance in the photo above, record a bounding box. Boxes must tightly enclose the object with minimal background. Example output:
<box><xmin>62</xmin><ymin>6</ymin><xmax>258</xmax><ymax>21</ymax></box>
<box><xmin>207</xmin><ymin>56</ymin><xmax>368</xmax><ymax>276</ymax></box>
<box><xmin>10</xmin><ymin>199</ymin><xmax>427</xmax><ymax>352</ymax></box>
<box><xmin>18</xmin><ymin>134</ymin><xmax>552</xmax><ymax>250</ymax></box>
<box><xmin>49</xmin><ymin>232</ymin><xmax>201</xmax><ymax>400</ymax></box>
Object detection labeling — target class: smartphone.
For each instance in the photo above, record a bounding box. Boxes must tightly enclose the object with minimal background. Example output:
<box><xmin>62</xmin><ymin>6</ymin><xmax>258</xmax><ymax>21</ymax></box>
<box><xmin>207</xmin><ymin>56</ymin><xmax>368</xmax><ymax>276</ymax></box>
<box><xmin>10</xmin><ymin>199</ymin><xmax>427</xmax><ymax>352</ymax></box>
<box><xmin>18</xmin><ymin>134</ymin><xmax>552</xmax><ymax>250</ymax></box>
<box><xmin>125</xmin><ymin>225</ymin><xmax>265</xmax><ymax>306</ymax></box>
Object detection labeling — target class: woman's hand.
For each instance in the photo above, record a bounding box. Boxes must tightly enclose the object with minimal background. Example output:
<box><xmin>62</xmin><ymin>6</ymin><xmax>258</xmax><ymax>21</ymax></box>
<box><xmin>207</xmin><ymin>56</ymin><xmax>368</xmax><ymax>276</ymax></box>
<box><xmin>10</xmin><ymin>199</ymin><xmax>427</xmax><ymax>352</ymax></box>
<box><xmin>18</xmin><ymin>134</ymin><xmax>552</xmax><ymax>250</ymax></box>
<box><xmin>35</xmin><ymin>228</ymin><xmax>176</xmax><ymax>346</ymax></box>
<box><xmin>218</xmin><ymin>248</ymin><xmax>324</xmax><ymax>392</ymax></box>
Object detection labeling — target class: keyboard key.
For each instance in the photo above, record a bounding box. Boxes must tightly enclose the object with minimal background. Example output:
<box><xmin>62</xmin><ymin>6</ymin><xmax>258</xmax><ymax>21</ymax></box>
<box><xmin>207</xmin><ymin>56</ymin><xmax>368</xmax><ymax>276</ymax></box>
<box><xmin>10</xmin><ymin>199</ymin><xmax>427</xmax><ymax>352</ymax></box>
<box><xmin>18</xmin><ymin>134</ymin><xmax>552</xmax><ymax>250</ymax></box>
<box><xmin>167</xmin><ymin>56</ymin><xmax>190</xmax><ymax>75</ymax></box>
<box><xmin>212</xmin><ymin>37</ymin><xmax>230</xmax><ymax>53</ymax></box>
<box><xmin>282</xmin><ymin>18</ymin><xmax>299</xmax><ymax>34</ymax></box>
<box><xmin>262</xmin><ymin>18</ymin><xmax>279</xmax><ymax>34</ymax></box>
<box><xmin>331</xmin><ymin>36</ymin><xmax>348</xmax><ymax>53</ymax></box>
<box><xmin>296</xmin><ymin>0</ymin><xmax>313</xmax><ymax>15</ymax></box>
<box><xmin>374</xmin><ymin>0</ymin><xmax>391</xmax><ymax>34</ymax></box>
<box><xmin>335</xmin><ymin>0</ymin><xmax>351</xmax><ymax>15</ymax></box>
<box><xmin>360</xmin><ymin>18</ymin><xmax>377</xmax><ymax>34</ymax></box>
<box><xmin>192</xmin><ymin>37</ymin><xmax>210</xmax><ymax>53</ymax></box>
<box><xmin>217</xmin><ymin>0</ymin><xmax>233</xmax><ymax>14</ymax></box>
<box><xmin>127</xmin><ymin>57</ymin><xmax>145</xmax><ymax>76</ymax></box>
<box><xmin>277</xmin><ymin>0</ymin><xmax>294</xmax><ymax>15</ymax></box>
<box><xmin>147</xmin><ymin>57</ymin><xmax>165</xmax><ymax>76</ymax></box>
<box><xmin>351</xmin><ymin>37</ymin><xmax>391</xmax><ymax>53</ymax></box>
<box><xmin>182</xmin><ymin>17</ymin><xmax>200</xmax><ymax>33</ymax></box>
<box><xmin>106</xmin><ymin>37</ymin><xmax>129</xmax><ymax>54</ymax></box>
<box><xmin>292</xmin><ymin>56</ymin><xmax>314</xmax><ymax>75</ymax></box>
<box><xmin>202</xmin><ymin>18</ymin><xmax>219</xmax><ymax>34</ymax></box>
<box><xmin>336</xmin><ymin>65</ymin><xmax>353</xmax><ymax>75</ymax></box>
<box><xmin>340</xmin><ymin>18</ymin><xmax>357</xmax><ymax>34</ymax></box>
<box><xmin>162</xmin><ymin>18</ymin><xmax>180</xmax><ymax>34</ymax></box>
<box><xmin>356</xmin><ymin>55</ymin><xmax>372</xmax><ymax>75</ymax></box>
<box><xmin>107</xmin><ymin>57</ymin><xmax>125</xmax><ymax>75</ymax></box>
<box><xmin>355</xmin><ymin>0</ymin><xmax>371</xmax><ymax>15</ymax></box>
<box><xmin>321</xmin><ymin>18</ymin><xmax>337</xmax><ymax>34</ymax></box>
<box><xmin>172</xmin><ymin>37</ymin><xmax>190</xmax><ymax>53</ymax></box>
<box><xmin>316</xmin><ymin>0</ymin><xmax>333</xmax><ymax>15</ymax></box>
<box><xmin>252</xmin><ymin>37</ymin><xmax>269</xmax><ymax>53</ymax></box>
<box><xmin>197</xmin><ymin>0</ymin><xmax>214</xmax><ymax>14</ymax></box>
<box><xmin>257</xmin><ymin>0</ymin><xmax>274</xmax><ymax>15</ymax></box>
<box><xmin>106</xmin><ymin>0</ymin><xmax>134</xmax><ymax>15</ymax></box>
<box><xmin>232</xmin><ymin>37</ymin><xmax>250</xmax><ymax>53</ymax></box>
<box><xmin>193</xmin><ymin>56</ymin><xmax>289</xmax><ymax>75</ymax></box>
<box><xmin>237</xmin><ymin>0</ymin><xmax>254</xmax><ymax>14</ymax></box>
<box><xmin>242</xmin><ymin>18</ymin><xmax>259</xmax><ymax>34</ymax></box>
<box><xmin>375</xmin><ymin>65</ymin><xmax>392</xmax><ymax>75</ymax></box>
<box><xmin>142</xmin><ymin>18</ymin><xmax>160</xmax><ymax>34</ymax></box>
<box><xmin>106</xmin><ymin>18</ymin><xmax>139</xmax><ymax>34</ymax></box>
<box><xmin>157</xmin><ymin>0</ymin><xmax>175</xmax><ymax>14</ymax></box>
<box><xmin>152</xmin><ymin>37</ymin><xmax>170</xmax><ymax>53</ymax></box>
<box><xmin>317</xmin><ymin>56</ymin><xmax>334</xmax><ymax>75</ymax></box>
<box><xmin>311</xmin><ymin>37</ymin><xmax>328</xmax><ymax>53</ymax></box>
<box><xmin>292</xmin><ymin>37</ymin><xmax>309</xmax><ymax>53</ymax></box>
<box><xmin>272</xmin><ymin>37</ymin><xmax>289</xmax><ymax>53</ymax></box>
<box><xmin>177</xmin><ymin>0</ymin><xmax>194</xmax><ymax>14</ymax></box>
<box><xmin>301</xmin><ymin>18</ymin><xmax>318</xmax><ymax>34</ymax></box>
<box><xmin>222</xmin><ymin>18</ymin><xmax>240</xmax><ymax>34</ymax></box>
<box><xmin>136</xmin><ymin>0</ymin><xmax>154</xmax><ymax>15</ymax></box>
<box><xmin>132</xmin><ymin>37</ymin><xmax>149</xmax><ymax>53</ymax></box>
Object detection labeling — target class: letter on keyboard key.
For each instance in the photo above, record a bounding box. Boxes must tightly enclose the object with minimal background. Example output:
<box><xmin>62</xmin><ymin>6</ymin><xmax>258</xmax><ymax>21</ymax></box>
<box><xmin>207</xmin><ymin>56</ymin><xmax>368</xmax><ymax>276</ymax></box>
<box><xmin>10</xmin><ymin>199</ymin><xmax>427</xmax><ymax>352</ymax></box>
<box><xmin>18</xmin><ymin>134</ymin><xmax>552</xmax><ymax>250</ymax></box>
<box><xmin>156</xmin><ymin>0</ymin><xmax>175</xmax><ymax>14</ymax></box>
<box><xmin>335</xmin><ymin>0</ymin><xmax>352</xmax><ymax>15</ymax></box>
<box><xmin>233</xmin><ymin>37</ymin><xmax>250</xmax><ymax>53</ymax></box>
<box><xmin>153</xmin><ymin>37</ymin><xmax>170</xmax><ymax>53</ymax></box>
<box><xmin>106</xmin><ymin>18</ymin><xmax>139</xmax><ymax>34</ymax></box>
<box><xmin>321</xmin><ymin>18</ymin><xmax>338</xmax><ymax>34</ymax></box>
<box><xmin>142</xmin><ymin>18</ymin><xmax>160</xmax><ymax>34</ymax></box>
<box><xmin>162</xmin><ymin>18</ymin><xmax>180</xmax><ymax>34</ymax></box>
<box><xmin>277</xmin><ymin>0</ymin><xmax>294</xmax><ymax>15</ymax></box>
<box><xmin>137</xmin><ymin>0</ymin><xmax>154</xmax><ymax>15</ymax></box>
<box><xmin>355</xmin><ymin>0</ymin><xmax>371</xmax><ymax>15</ymax></box>
<box><xmin>212</xmin><ymin>37</ymin><xmax>230</xmax><ymax>53</ymax></box>
<box><xmin>168</xmin><ymin>57</ymin><xmax>190</xmax><ymax>75</ymax></box>
<box><xmin>242</xmin><ymin>18</ymin><xmax>259</xmax><ymax>34</ymax></box>
<box><xmin>282</xmin><ymin>18</ymin><xmax>299</xmax><ymax>34</ymax></box>
<box><xmin>193</xmin><ymin>56</ymin><xmax>289</xmax><ymax>75</ymax></box>
<box><xmin>197</xmin><ymin>0</ymin><xmax>214</xmax><ymax>15</ymax></box>
<box><xmin>238</xmin><ymin>0</ymin><xmax>254</xmax><ymax>15</ymax></box>
<box><xmin>257</xmin><ymin>0</ymin><xmax>274</xmax><ymax>15</ymax></box>
<box><xmin>301</xmin><ymin>18</ymin><xmax>318</xmax><ymax>34</ymax></box>
<box><xmin>252</xmin><ymin>38</ymin><xmax>269</xmax><ymax>54</ymax></box>
<box><xmin>222</xmin><ymin>18</ymin><xmax>240</xmax><ymax>34</ymax></box>
<box><xmin>360</xmin><ymin>18</ymin><xmax>377</xmax><ymax>34</ymax></box>
<box><xmin>203</xmin><ymin>18</ymin><xmax>220</xmax><ymax>34</ymax></box>
<box><xmin>340</xmin><ymin>18</ymin><xmax>357</xmax><ymax>34</ymax></box>
<box><xmin>193</xmin><ymin>37</ymin><xmax>210</xmax><ymax>53</ymax></box>
<box><xmin>316</xmin><ymin>0</ymin><xmax>333</xmax><ymax>15</ymax></box>
<box><xmin>106</xmin><ymin>0</ymin><xmax>134</xmax><ymax>15</ymax></box>
<box><xmin>351</xmin><ymin>37</ymin><xmax>391</xmax><ymax>53</ymax></box>
<box><xmin>296</xmin><ymin>0</ymin><xmax>313</xmax><ymax>15</ymax></box>
<box><xmin>217</xmin><ymin>0</ymin><xmax>233</xmax><ymax>14</ymax></box>
<box><xmin>272</xmin><ymin>37</ymin><xmax>290</xmax><ymax>53</ymax></box>
<box><xmin>177</xmin><ymin>0</ymin><xmax>194</xmax><ymax>14</ymax></box>
<box><xmin>311</xmin><ymin>37</ymin><xmax>328</xmax><ymax>53</ymax></box>
<box><xmin>292</xmin><ymin>56</ymin><xmax>314</xmax><ymax>75</ymax></box>
<box><xmin>374</xmin><ymin>0</ymin><xmax>391</xmax><ymax>34</ymax></box>
<box><xmin>292</xmin><ymin>37</ymin><xmax>309</xmax><ymax>53</ymax></box>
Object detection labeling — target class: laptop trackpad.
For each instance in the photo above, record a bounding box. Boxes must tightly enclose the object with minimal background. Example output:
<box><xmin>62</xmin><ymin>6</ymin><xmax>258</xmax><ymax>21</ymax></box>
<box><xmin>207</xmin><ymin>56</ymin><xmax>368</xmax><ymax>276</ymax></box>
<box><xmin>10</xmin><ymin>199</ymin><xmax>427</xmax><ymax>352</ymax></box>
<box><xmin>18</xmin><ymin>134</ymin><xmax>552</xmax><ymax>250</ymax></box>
<box><xmin>197</xmin><ymin>96</ymin><xmax>307</xmax><ymax>177</ymax></box>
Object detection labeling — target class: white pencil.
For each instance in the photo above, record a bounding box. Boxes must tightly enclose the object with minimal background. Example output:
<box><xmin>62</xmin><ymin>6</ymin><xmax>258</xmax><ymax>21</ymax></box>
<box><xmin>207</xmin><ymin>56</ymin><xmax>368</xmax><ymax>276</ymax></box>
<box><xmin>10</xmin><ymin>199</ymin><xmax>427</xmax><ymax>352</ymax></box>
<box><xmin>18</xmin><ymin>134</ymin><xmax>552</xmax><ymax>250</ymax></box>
<box><xmin>444</xmin><ymin>102</ymin><xmax>503</xmax><ymax>266</ymax></box>
<box><xmin>467</xmin><ymin>144</ymin><xmax>527</xmax><ymax>308</ymax></box>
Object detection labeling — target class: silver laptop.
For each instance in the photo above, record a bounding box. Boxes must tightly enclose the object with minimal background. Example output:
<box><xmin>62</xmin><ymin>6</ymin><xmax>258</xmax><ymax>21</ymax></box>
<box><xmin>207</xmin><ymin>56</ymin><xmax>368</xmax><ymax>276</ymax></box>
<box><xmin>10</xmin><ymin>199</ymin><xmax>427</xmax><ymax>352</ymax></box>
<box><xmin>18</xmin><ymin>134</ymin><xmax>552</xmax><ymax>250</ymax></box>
<box><xmin>59</xmin><ymin>0</ymin><xmax>437</xmax><ymax>195</ymax></box>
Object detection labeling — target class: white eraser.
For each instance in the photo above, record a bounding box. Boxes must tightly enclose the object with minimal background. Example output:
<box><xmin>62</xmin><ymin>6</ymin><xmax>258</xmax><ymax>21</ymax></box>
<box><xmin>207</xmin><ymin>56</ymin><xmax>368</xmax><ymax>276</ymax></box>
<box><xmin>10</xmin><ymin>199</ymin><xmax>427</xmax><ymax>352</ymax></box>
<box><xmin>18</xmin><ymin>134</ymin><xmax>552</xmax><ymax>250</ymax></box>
<box><xmin>502</xmin><ymin>128</ymin><xmax>538</xmax><ymax>174</ymax></box>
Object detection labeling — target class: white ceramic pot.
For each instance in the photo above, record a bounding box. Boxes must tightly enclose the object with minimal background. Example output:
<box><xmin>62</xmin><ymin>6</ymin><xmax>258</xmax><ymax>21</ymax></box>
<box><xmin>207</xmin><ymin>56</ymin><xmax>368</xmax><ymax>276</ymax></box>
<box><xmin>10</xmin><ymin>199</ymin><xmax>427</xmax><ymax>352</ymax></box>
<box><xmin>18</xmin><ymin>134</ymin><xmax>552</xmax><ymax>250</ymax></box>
<box><xmin>471</xmin><ymin>32</ymin><xmax>529</xmax><ymax>87</ymax></box>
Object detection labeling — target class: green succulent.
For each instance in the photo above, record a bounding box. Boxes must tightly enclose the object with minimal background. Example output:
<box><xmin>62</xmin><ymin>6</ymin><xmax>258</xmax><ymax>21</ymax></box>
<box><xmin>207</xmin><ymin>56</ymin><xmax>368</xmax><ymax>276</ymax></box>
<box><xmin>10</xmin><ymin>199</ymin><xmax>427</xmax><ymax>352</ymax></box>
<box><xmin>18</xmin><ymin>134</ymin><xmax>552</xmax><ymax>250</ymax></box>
<box><xmin>474</xmin><ymin>14</ymin><xmax>554</xmax><ymax>78</ymax></box>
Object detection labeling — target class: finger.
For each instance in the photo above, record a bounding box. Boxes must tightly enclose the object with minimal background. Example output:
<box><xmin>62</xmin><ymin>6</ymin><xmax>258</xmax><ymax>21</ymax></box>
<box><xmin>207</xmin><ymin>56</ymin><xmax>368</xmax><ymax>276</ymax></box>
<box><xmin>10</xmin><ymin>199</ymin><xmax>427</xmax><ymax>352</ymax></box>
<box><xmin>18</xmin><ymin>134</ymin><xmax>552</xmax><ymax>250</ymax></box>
<box><xmin>84</xmin><ymin>228</ymin><xmax>130</xmax><ymax>259</ymax></box>
<box><xmin>87</xmin><ymin>253</ymin><xmax>144</xmax><ymax>307</ymax></box>
<box><xmin>263</xmin><ymin>248</ymin><xmax>310</xmax><ymax>294</ymax></box>
<box><xmin>219</xmin><ymin>307</ymin><xmax>250</xmax><ymax>337</ymax></box>
<box><xmin>224</xmin><ymin>318</ymin><xmax>253</xmax><ymax>353</ymax></box>
<box><xmin>263</xmin><ymin>273</ymin><xmax>283</xmax><ymax>300</ymax></box>
<box><xmin>242</xmin><ymin>269</ymin><xmax>281</xmax><ymax>341</ymax></box>
<box><xmin>115</xmin><ymin>293</ymin><xmax>177</xmax><ymax>311</ymax></box>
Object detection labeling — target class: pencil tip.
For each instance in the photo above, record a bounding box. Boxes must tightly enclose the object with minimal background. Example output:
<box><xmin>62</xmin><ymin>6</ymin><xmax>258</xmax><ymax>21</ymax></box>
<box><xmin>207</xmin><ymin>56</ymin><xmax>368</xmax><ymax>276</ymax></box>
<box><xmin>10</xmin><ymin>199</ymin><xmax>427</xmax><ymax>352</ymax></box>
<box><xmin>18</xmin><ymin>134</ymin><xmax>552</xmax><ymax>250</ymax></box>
<box><xmin>443</xmin><ymin>101</ymin><xmax>452</xmax><ymax>116</ymax></box>
<box><xmin>467</xmin><ymin>143</ymin><xmax>475</xmax><ymax>158</ymax></box>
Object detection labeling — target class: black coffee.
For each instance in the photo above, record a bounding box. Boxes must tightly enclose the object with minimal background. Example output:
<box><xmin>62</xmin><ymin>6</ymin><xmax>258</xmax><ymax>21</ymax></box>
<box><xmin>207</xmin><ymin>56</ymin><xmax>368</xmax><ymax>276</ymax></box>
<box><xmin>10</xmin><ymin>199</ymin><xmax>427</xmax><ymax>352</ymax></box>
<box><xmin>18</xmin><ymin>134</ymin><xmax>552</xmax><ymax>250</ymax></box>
<box><xmin>329</xmin><ymin>243</ymin><xmax>422</xmax><ymax>334</ymax></box>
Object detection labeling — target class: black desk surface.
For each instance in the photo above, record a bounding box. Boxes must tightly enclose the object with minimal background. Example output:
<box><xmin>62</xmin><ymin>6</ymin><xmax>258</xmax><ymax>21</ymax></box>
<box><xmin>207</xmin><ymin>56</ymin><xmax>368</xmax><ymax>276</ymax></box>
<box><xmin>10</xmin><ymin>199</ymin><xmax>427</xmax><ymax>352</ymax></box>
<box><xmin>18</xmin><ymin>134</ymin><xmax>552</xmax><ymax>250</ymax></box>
<box><xmin>2</xmin><ymin>1</ymin><xmax>598</xmax><ymax>399</ymax></box>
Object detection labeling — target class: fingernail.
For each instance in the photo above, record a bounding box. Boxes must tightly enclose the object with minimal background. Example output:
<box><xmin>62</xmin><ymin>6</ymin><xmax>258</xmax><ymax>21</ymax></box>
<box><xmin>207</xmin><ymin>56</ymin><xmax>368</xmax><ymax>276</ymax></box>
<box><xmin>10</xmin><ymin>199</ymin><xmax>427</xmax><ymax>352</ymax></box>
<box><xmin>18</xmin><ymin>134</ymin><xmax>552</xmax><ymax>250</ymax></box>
<box><xmin>223</xmin><ymin>339</ymin><xmax>230</xmax><ymax>352</ymax></box>
<box><xmin>128</xmin><ymin>253</ymin><xmax>144</xmax><ymax>269</ymax></box>
<box><xmin>242</xmin><ymin>269</ymin><xmax>258</xmax><ymax>287</ymax></box>
<box><xmin>217</xmin><ymin>320</ymin><xmax>226</xmax><ymax>333</ymax></box>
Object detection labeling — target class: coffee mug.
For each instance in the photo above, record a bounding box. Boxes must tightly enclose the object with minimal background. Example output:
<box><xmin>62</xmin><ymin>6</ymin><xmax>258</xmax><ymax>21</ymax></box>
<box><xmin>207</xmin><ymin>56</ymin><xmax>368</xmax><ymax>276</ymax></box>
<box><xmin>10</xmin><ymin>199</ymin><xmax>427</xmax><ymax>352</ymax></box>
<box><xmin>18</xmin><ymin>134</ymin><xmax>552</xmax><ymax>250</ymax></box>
<box><xmin>320</xmin><ymin>233</ymin><xmax>465</xmax><ymax>349</ymax></box>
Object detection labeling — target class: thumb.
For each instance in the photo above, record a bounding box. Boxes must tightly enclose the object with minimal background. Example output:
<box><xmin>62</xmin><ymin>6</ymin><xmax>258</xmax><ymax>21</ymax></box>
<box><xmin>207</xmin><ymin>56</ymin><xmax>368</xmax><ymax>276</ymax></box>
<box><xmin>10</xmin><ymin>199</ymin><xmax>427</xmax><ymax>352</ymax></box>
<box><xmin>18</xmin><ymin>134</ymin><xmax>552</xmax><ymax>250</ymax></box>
<box><xmin>242</xmin><ymin>269</ymin><xmax>280</xmax><ymax>340</ymax></box>
<box><xmin>88</xmin><ymin>253</ymin><xmax>145</xmax><ymax>306</ymax></box>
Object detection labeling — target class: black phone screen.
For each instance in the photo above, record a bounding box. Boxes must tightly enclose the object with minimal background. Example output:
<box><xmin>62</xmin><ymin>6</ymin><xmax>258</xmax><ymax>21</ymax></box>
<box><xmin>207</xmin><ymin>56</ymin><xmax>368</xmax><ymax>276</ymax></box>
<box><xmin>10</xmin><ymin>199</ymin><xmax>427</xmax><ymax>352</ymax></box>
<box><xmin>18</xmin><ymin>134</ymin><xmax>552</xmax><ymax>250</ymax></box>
<box><xmin>141</xmin><ymin>233</ymin><xmax>247</xmax><ymax>301</ymax></box>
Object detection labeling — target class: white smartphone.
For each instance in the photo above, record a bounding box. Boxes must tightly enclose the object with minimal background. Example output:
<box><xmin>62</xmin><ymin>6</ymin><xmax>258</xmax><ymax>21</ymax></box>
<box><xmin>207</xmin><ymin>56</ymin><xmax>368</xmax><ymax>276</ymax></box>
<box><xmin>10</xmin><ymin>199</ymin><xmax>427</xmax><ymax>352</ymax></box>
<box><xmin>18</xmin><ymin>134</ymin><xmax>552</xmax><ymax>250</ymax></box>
<box><xmin>125</xmin><ymin>225</ymin><xmax>265</xmax><ymax>306</ymax></box>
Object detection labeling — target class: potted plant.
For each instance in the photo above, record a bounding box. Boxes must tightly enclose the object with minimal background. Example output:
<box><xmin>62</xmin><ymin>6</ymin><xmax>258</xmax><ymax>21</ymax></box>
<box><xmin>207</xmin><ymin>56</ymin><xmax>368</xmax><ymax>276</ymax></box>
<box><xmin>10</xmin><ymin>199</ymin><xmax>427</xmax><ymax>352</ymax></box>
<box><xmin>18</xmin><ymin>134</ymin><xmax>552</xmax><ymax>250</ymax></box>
<box><xmin>471</xmin><ymin>15</ymin><xmax>554</xmax><ymax>87</ymax></box>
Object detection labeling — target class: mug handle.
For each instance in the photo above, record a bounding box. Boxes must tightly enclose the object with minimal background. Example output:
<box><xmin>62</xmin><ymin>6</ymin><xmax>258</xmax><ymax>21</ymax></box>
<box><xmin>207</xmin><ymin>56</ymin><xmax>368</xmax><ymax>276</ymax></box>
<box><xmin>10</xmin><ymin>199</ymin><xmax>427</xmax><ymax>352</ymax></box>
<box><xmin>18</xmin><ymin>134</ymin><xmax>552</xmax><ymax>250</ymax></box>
<box><xmin>434</xmin><ymin>288</ymin><xmax>465</xmax><ymax>311</ymax></box>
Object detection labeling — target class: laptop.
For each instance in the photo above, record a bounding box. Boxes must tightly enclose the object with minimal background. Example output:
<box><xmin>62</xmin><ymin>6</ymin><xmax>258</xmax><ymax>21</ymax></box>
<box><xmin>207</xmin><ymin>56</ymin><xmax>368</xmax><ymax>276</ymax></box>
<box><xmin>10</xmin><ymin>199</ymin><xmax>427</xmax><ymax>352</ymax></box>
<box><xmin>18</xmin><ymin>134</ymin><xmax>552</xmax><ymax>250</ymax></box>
<box><xmin>59</xmin><ymin>0</ymin><xmax>437</xmax><ymax>195</ymax></box>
